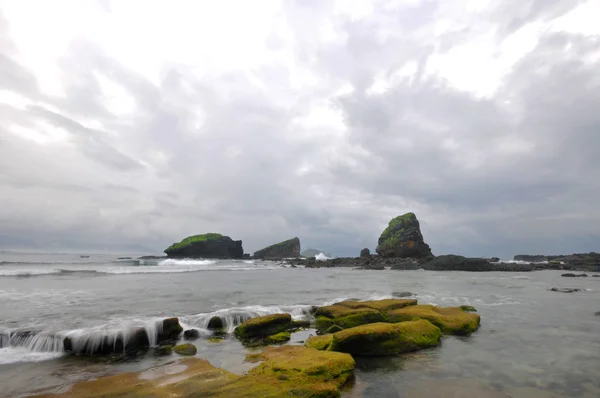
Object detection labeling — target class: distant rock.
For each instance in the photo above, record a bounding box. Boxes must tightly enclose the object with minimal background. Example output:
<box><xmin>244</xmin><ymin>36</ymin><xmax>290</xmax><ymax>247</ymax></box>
<box><xmin>550</xmin><ymin>287</ymin><xmax>581</xmax><ymax>293</ymax></box>
<box><xmin>489</xmin><ymin>257</ymin><xmax>500</xmax><ymax>263</ymax></box>
<box><xmin>164</xmin><ymin>233</ymin><xmax>243</xmax><ymax>259</ymax></box>
<box><xmin>138</xmin><ymin>255</ymin><xmax>167</xmax><ymax>260</ymax></box>
<box><xmin>561</xmin><ymin>273</ymin><xmax>588</xmax><ymax>277</ymax></box>
<box><xmin>360</xmin><ymin>248</ymin><xmax>370</xmax><ymax>258</ymax></box>
<box><xmin>301</xmin><ymin>248</ymin><xmax>331</xmax><ymax>258</ymax></box>
<box><xmin>254</xmin><ymin>237</ymin><xmax>300</xmax><ymax>260</ymax></box>
<box><xmin>392</xmin><ymin>291</ymin><xmax>414</xmax><ymax>298</ymax></box>
<box><xmin>422</xmin><ymin>255</ymin><xmax>491</xmax><ymax>271</ymax></box>
<box><xmin>376</xmin><ymin>213</ymin><xmax>433</xmax><ymax>258</ymax></box>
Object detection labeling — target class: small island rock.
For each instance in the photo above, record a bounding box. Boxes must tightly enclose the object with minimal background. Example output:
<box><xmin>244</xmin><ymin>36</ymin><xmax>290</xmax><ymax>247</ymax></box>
<box><xmin>253</xmin><ymin>237</ymin><xmax>301</xmax><ymax>259</ymax></box>
<box><xmin>376</xmin><ymin>213</ymin><xmax>433</xmax><ymax>258</ymax></box>
<box><xmin>164</xmin><ymin>233</ymin><xmax>243</xmax><ymax>259</ymax></box>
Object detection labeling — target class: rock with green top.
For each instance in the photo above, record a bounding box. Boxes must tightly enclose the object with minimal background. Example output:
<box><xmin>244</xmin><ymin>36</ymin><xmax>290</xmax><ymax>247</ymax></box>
<box><xmin>263</xmin><ymin>332</ymin><xmax>291</xmax><ymax>344</ymax></box>
<box><xmin>387</xmin><ymin>304</ymin><xmax>480</xmax><ymax>335</ymax></box>
<box><xmin>325</xmin><ymin>320</ymin><xmax>442</xmax><ymax>356</ymax></box>
<box><xmin>164</xmin><ymin>233</ymin><xmax>243</xmax><ymax>259</ymax></box>
<box><xmin>253</xmin><ymin>237</ymin><xmax>301</xmax><ymax>259</ymax></box>
<box><xmin>234</xmin><ymin>313</ymin><xmax>292</xmax><ymax>339</ymax></box>
<box><xmin>173</xmin><ymin>343</ymin><xmax>197</xmax><ymax>356</ymax></box>
<box><xmin>376</xmin><ymin>213</ymin><xmax>433</xmax><ymax>258</ymax></box>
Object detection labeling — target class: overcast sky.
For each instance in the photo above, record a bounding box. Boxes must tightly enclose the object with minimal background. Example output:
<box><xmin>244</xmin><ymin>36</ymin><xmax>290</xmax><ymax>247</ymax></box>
<box><xmin>0</xmin><ymin>0</ymin><xmax>599</xmax><ymax>257</ymax></box>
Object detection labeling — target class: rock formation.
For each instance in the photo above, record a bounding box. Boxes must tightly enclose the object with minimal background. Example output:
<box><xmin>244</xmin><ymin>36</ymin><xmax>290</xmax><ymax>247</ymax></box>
<box><xmin>164</xmin><ymin>233</ymin><xmax>243</xmax><ymax>259</ymax></box>
<box><xmin>376</xmin><ymin>213</ymin><xmax>433</xmax><ymax>258</ymax></box>
<box><xmin>360</xmin><ymin>248</ymin><xmax>370</xmax><ymax>258</ymax></box>
<box><xmin>253</xmin><ymin>237</ymin><xmax>300</xmax><ymax>259</ymax></box>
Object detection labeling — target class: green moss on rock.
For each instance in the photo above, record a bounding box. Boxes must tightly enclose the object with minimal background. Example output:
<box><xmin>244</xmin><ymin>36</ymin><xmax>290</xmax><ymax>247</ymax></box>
<box><xmin>306</xmin><ymin>334</ymin><xmax>334</xmax><ymax>351</ymax></box>
<box><xmin>264</xmin><ymin>332</ymin><xmax>291</xmax><ymax>345</ymax></box>
<box><xmin>327</xmin><ymin>320</ymin><xmax>442</xmax><ymax>355</ymax></box>
<box><xmin>234</xmin><ymin>313</ymin><xmax>292</xmax><ymax>339</ymax></box>
<box><xmin>173</xmin><ymin>343</ymin><xmax>197</xmax><ymax>356</ymax></box>
<box><xmin>166</xmin><ymin>233</ymin><xmax>224</xmax><ymax>252</ymax></box>
<box><xmin>388</xmin><ymin>305</ymin><xmax>480</xmax><ymax>335</ymax></box>
<box><xmin>460</xmin><ymin>305</ymin><xmax>477</xmax><ymax>313</ymax></box>
<box><xmin>326</xmin><ymin>325</ymin><xmax>343</xmax><ymax>334</ymax></box>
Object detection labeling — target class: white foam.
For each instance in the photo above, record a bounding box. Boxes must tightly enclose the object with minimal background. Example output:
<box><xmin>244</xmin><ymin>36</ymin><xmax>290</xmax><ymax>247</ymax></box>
<box><xmin>157</xmin><ymin>259</ymin><xmax>217</xmax><ymax>266</ymax></box>
<box><xmin>0</xmin><ymin>347</ymin><xmax>65</xmax><ymax>365</ymax></box>
<box><xmin>315</xmin><ymin>253</ymin><xmax>330</xmax><ymax>261</ymax></box>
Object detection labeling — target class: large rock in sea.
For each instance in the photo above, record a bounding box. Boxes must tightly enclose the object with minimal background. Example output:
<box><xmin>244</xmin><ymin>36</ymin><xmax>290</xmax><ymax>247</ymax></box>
<box><xmin>376</xmin><ymin>213</ymin><xmax>433</xmax><ymax>258</ymax></box>
<box><xmin>253</xmin><ymin>237</ymin><xmax>300</xmax><ymax>259</ymax></box>
<box><xmin>164</xmin><ymin>233</ymin><xmax>243</xmax><ymax>259</ymax></box>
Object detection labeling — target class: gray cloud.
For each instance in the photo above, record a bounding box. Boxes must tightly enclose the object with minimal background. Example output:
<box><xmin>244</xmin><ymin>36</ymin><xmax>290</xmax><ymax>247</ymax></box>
<box><xmin>0</xmin><ymin>1</ymin><xmax>598</xmax><ymax>257</ymax></box>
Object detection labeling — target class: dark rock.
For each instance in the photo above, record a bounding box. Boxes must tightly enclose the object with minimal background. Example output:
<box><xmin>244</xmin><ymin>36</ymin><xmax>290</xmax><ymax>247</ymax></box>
<box><xmin>253</xmin><ymin>237</ymin><xmax>301</xmax><ymax>259</ymax></box>
<box><xmin>207</xmin><ymin>316</ymin><xmax>224</xmax><ymax>331</ymax></box>
<box><xmin>423</xmin><ymin>255</ymin><xmax>535</xmax><ymax>272</ymax></box>
<box><xmin>595</xmin><ymin>311</ymin><xmax>600</xmax><ymax>316</ymax></box>
<box><xmin>376</xmin><ymin>213</ymin><xmax>432</xmax><ymax>258</ymax></box>
<box><xmin>183</xmin><ymin>329</ymin><xmax>200</xmax><ymax>340</ymax></box>
<box><xmin>137</xmin><ymin>255</ymin><xmax>167</xmax><ymax>260</ymax></box>
<box><xmin>234</xmin><ymin>314</ymin><xmax>293</xmax><ymax>339</ymax></box>
<box><xmin>164</xmin><ymin>233</ymin><xmax>243</xmax><ymax>259</ymax></box>
<box><xmin>514</xmin><ymin>255</ymin><xmax>546</xmax><ymax>262</ymax></box>
<box><xmin>117</xmin><ymin>257</ymin><xmax>132</xmax><ymax>260</ymax></box>
<box><xmin>392</xmin><ymin>291</ymin><xmax>414</xmax><ymax>298</ymax></box>
<box><xmin>154</xmin><ymin>345</ymin><xmax>173</xmax><ymax>356</ymax></box>
<box><xmin>561</xmin><ymin>273</ymin><xmax>588</xmax><ymax>277</ymax></box>
<box><xmin>158</xmin><ymin>318</ymin><xmax>183</xmax><ymax>342</ymax></box>
<box><xmin>360</xmin><ymin>248</ymin><xmax>371</xmax><ymax>258</ymax></box>
<box><xmin>594</xmin><ymin>275</ymin><xmax>600</xmax><ymax>277</ymax></box>
<box><xmin>550</xmin><ymin>287</ymin><xmax>582</xmax><ymax>293</ymax></box>
<box><xmin>489</xmin><ymin>257</ymin><xmax>500</xmax><ymax>263</ymax></box>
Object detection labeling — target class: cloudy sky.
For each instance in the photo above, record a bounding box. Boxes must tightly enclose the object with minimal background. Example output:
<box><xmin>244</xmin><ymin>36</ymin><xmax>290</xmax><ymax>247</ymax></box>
<box><xmin>0</xmin><ymin>0</ymin><xmax>599</xmax><ymax>257</ymax></box>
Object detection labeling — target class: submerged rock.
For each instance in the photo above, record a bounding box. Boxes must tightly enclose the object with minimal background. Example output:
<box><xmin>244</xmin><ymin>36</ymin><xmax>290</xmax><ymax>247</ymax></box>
<box><xmin>392</xmin><ymin>291</ymin><xmax>414</xmax><ymax>298</ymax></box>
<box><xmin>376</xmin><ymin>212</ymin><xmax>433</xmax><ymax>258</ymax></box>
<box><xmin>561</xmin><ymin>273</ymin><xmax>588</xmax><ymax>277</ymax></box>
<box><xmin>154</xmin><ymin>345</ymin><xmax>172</xmax><ymax>356</ymax></box>
<box><xmin>164</xmin><ymin>233</ymin><xmax>243</xmax><ymax>259</ymax></box>
<box><xmin>183</xmin><ymin>329</ymin><xmax>200</xmax><ymax>340</ymax></box>
<box><xmin>387</xmin><ymin>305</ymin><xmax>480</xmax><ymax>335</ymax></box>
<box><xmin>459</xmin><ymin>305</ymin><xmax>477</xmax><ymax>313</ymax></box>
<box><xmin>308</xmin><ymin>320</ymin><xmax>442</xmax><ymax>356</ymax></box>
<box><xmin>551</xmin><ymin>287</ymin><xmax>582</xmax><ymax>293</ymax></box>
<box><xmin>233</xmin><ymin>313</ymin><xmax>292</xmax><ymax>339</ymax></box>
<box><xmin>173</xmin><ymin>343</ymin><xmax>197</xmax><ymax>356</ymax></box>
<box><xmin>207</xmin><ymin>316</ymin><xmax>225</xmax><ymax>332</ymax></box>
<box><xmin>253</xmin><ymin>237</ymin><xmax>301</xmax><ymax>259</ymax></box>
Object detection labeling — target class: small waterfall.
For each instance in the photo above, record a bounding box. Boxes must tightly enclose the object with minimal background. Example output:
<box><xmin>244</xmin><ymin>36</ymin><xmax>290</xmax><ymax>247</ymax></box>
<box><xmin>0</xmin><ymin>330</ymin><xmax>10</xmax><ymax>348</ymax></box>
<box><xmin>6</xmin><ymin>330</ymin><xmax>65</xmax><ymax>352</ymax></box>
<box><xmin>182</xmin><ymin>304</ymin><xmax>316</xmax><ymax>333</ymax></box>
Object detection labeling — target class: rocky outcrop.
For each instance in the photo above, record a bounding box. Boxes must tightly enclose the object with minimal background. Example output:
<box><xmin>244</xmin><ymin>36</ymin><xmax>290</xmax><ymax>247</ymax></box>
<box><xmin>387</xmin><ymin>305</ymin><xmax>480</xmax><ymax>335</ymax></box>
<box><xmin>360</xmin><ymin>248</ymin><xmax>370</xmax><ymax>257</ymax></box>
<box><xmin>253</xmin><ymin>237</ymin><xmax>300</xmax><ymax>259</ymax></box>
<box><xmin>514</xmin><ymin>254</ymin><xmax>546</xmax><ymax>262</ymax></box>
<box><xmin>164</xmin><ymin>233</ymin><xmax>243</xmax><ymax>259</ymax></box>
<box><xmin>173</xmin><ymin>343</ymin><xmax>197</xmax><ymax>356</ymax></box>
<box><xmin>376</xmin><ymin>213</ymin><xmax>433</xmax><ymax>258</ymax></box>
<box><xmin>422</xmin><ymin>255</ymin><xmax>536</xmax><ymax>271</ymax></box>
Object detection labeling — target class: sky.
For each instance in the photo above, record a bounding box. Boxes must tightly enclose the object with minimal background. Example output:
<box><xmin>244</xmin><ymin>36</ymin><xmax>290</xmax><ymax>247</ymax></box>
<box><xmin>0</xmin><ymin>0</ymin><xmax>599</xmax><ymax>257</ymax></box>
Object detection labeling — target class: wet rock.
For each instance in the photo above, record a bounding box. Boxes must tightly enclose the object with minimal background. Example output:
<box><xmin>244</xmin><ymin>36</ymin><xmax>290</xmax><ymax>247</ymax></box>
<box><xmin>376</xmin><ymin>212</ymin><xmax>433</xmax><ymax>258</ymax></box>
<box><xmin>158</xmin><ymin>317</ymin><xmax>183</xmax><ymax>342</ymax></box>
<box><xmin>594</xmin><ymin>311</ymin><xmax>600</xmax><ymax>316</ymax></box>
<box><xmin>233</xmin><ymin>313</ymin><xmax>292</xmax><ymax>339</ymax></box>
<box><xmin>388</xmin><ymin>305</ymin><xmax>481</xmax><ymax>335</ymax></box>
<box><xmin>326</xmin><ymin>325</ymin><xmax>343</xmax><ymax>334</ymax></box>
<box><xmin>460</xmin><ymin>305</ymin><xmax>477</xmax><ymax>313</ymax></box>
<box><xmin>173</xmin><ymin>343</ymin><xmax>197</xmax><ymax>356</ymax></box>
<box><xmin>561</xmin><ymin>273</ymin><xmax>588</xmax><ymax>277</ymax></box>
<box><xmin>360</xmin><ymin>248</ymin><xmax>371</xmax><ymax>257</ymax></box>
<box><xmin>183</xmin><ymin>329</ymin><xmax>200</xmax><ymax>340</ymax></box>
<box><xmin>319</xmin><ymin>320</ymin><xmax>442</xmax><ymax>356</ymax></box>
<box><xmin>154</xmin><ymin>345</ymin><xmax>172</xmax><ymax>356</ymax></box>
<box><xmin>207</xmin><ymin>316</ymin><xmax>224</xmax><ymax>331</ymax></box>
<box><xmin>263</xmin><ymin>332</ymin><xmax>291</xmax><ymax>345</ymax></box>
<box><xmin>551</xmin><ymin>287</ymin><xmax>582</xmax><ymax>293</ymax></box>
<box><xmin>392</xmin><ymin>291</ymin><xmax>414</xmax><ymax>298</ymax></box>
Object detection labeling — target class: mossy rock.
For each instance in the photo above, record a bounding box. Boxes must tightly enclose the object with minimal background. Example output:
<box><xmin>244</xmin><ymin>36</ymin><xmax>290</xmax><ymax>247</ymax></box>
<box><xmin>165</xmin><ymin>233</ymin><xmax>224</xmax><ymax>252</ymax></box>
<box><xmin>36</xmin><ymin>347</ymin><xmax>355</xmax><ymax>398</ymax></box>
<box><xmin>327</xmin><ymin>320</ymin><xmax>442</xmax><ymax>355</ymax></box>
<box><xmin>207</xmin><ymin>336</ymin><xmax>225</xmax><ymax>343</ymax></box>
<box><xmin>160</xmin><ymin>317</ymin><xmax>184</xmax><ymax>340</ymax></box>
<box><xmin>336</xmin><ymin>298</ymin><xmax>418</xmax><ymax>312</ymax></box>
<box><xmin>264</xmin><ymin>332</ymin><xmax>291</xmax><ymax>345</ymax></box>
<box><xmin>234</xmin><ymin>313</ymin><xmax>292</xmax><ymax>339</ymax></box>
<box><xmin>460</xmin><ymin>305</ymin><xmax>477</xmax><ymax>313</ymax></box>
<box><xmin>208</xmin><ymin>316</ymin><xmax>224</xmax><ymax>330</ymax></box>
<box><xmin>173</xmin><ymin>343</ymin><xmax>197</xmax><ymax>356</ymax></box>
<box><xmin>306</xmin><ymin>334</ymin><xmax>334</xmax><ymax>351</ymax></box>
<box><xmin>154</xmin><ymin>345</ymin><xmax>173</xmax><ymax>356</ymax></box>
<box><xmin>326</xmin><ymin>325</ymin><xmax>343</xmax><ymax>334</ymax></box>
<box><xmin>335</xmin><ymin>310</ymin><xmax>385</xmax><ymax>329</ymax></box>
<box><xmin>388</xmin><ymin>305</ymin><xmax>480</xmax><ymax>335</ymax></box>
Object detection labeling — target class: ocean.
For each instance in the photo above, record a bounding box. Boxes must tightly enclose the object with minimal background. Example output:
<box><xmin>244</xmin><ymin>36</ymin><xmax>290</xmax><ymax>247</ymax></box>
<box><xmin>0</xmin><ymin>251</ymin><xmax>599</xmax><ymax>397</ymax></box>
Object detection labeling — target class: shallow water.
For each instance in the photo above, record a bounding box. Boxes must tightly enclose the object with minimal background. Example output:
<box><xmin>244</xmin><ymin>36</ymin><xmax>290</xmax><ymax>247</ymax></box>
<box><xmin>1</xmin><ymin>252</ymin><xmax>599</xmax><ymax>397</ymax></box>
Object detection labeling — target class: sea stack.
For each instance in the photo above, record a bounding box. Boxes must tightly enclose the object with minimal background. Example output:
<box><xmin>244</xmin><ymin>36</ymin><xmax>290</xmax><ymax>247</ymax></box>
<box><xmin>164</xmin><ymin>233</ymin><xmax>243</xmax><ymax>258</ymax></box>
<box><xmin>253</xmin><ymin>237</ymin><xmax>301</xmax><ymax>259</ymax></box>
<box><xmin>376</xmin><ymin>213</ymin><xmax>432</xmax><ymax>258</ymax></box>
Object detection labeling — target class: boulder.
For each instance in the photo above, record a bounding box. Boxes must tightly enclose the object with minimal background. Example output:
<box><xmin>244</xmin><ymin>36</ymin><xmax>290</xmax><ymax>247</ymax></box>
<box><xmin>159</xmin><ymin>317</ymin><xmax>184</xmax><ymax>342</ymax></box>
<box><xmin>387</xmin><ymin>305</ymin><xmax>480</xmax><ymax>335</ymax></box>
<box><xmin>183</xmin><ymin>329</ymin><xmax>200</xmax><ymax>340</ymax></box>
<box><xmin>310</xmin><ymin>320</ymin><xmax>442</xmax><ymax>356</ymax></box>
<box><xmin>207</xmin><ymin>316</ymin><xmax>224</xmax><ymax>331</ymax></box>
<box><xmin>376</xmin><ymin>213</ymin><xmax>433</xmax><ymax>258</ymax></box>
<box><xmin>253</xmin><ymin>237</ymin><xmax>301</xmax><ymax>259</ymax></box>
<box><xmin>233</xmin><ymin>313</ymin><xmax>292</xmax><ymax>339</ymax></box>
<box><xmin>313</xmin><ymin>299</ymin><xmax>417</xmax><ymax>333</ymax></box>
<box><xmin>360</xmin><ymin>248</ymin><xmax>371</xmax><ymax>258</ymax></box>
<box><xmin>164</xmin><ymin>233</ymin><xmax>243</xmax><ymax>259</ymax></box>
<box><xmin>173</xmin><ymin>343</ymin><xmax>197</xmax><ymax>356</ymax></box>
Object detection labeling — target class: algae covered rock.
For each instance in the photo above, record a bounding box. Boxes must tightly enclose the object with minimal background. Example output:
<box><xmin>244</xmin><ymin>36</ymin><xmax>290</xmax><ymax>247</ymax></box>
<box><xmin>234</xmin><ymin>313</ymin><xmax>292</xmax><ymax>339</ymax></box>
<box><xmin>328</xmin><ymin>320</ymin><xmax>442</xmax><ymax>355</ymax></box>
<box><xmin>460</xmin><ymin>305</ymin><xmax>477</xmax><ymax>313</ymax></box>
<box><xmin>263</xmin><ymin>332</ymin><xmax>291</xmax><ymax>345</ymax></box>
<box><xmin>173</xmin><ymin>343</ymin><xmax>197</xmax><ymax>356</ymax></box>
<box><xmin>376</xmin><ymin>212</ymin><xmax>433</xmax><ymax>258</ymax></box>
<box><xmin>314</xmin><ymin>298</ymin><xmax>417</xmax><ymax>333</ymax></box>
<box><xmin>306</xmin><ymin>334</ymin><xmax>334</xmax><ymax>351</ymax></box>
<box><xmin>154</xmin><ymin>345</ymin><xmax>173</xmax><ymax>356</ymax></box>
<box><xmin>164</xmin><ymin>233</ymin><xmax>243</xmax><ymax>259</ymax></box>
<box><xmin>253</xmin><ymin>237</ymin><xmax>301</xmax><ymax>259</ymax></box>
<box><xmin>388</xmin><ymin>304</ymin><xmax>480</xmax><ymax>335</ymax></box>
